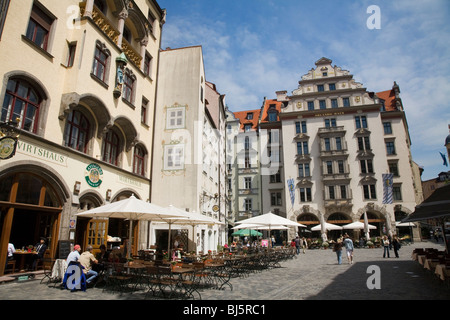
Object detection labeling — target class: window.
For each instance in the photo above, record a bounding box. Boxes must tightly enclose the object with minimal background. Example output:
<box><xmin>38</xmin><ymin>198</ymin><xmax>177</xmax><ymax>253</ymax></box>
<box><xmin>141</xmin><ymin>99</ymin><xmax>148</xmax><ymax>124</ymax></box>
<box><xmin>270</xmin><ymin>172</ymin><xmax>281</xmax><ymax>183</ymax></box>
<box><xmin>298</xmin><ymin>163</ymin><xmax>310</xmax><ymax>177</ymax></box>
<box><xmin>386</xmin><ymin>141</ymin><xmax>396</xmax><ymax>155</ymax></box>
<box><xmin>393</xmin><ymin>185</ymin><xmax>402</xmax><ymax>201</ymax></box>
<box><xmin>331</xmin><ymin>99</ymin><xmax>338</xmax><ymax>108</ymax></box>
<box><xmin>328</xmin><ymin>186</ymin><xmax>335</xmax><ymax>200</ymax></box>
<box><xmin>360</xmin><ymin>159</ymin><xmax>374</xmax><ymax>174</ymax></box>
<box><xmin>329</xmin><ymin>83</ymin><xmax>336</xmax><ymax>91</ymax></box>
<box><xmin>295</xmin><ymin>121</ymin><xmax>307</xmax><ymax>134</ymax></box>
<box><xmin>358</xmin><ymin>136</ymin><xmax>371</xmax><ymax>151</ymax></box>
<box><xmin>144</xmin><ymin>53</ymin><xmax>152</xmax><ymax>77</ymax></box>
<box><xmin>335</xmin><ymin>137</ymin><xmax>342</xmax><ymax>150</ymax></box>
<box><xmin>319</xmin><ymin>100</ymin><xmax>326</xmax><ymax>109</ymax></box>
<box><xmin>102</xmin><ymin>129</ymin><xmax>120</xmax><ymax>166</ymax></box>
<box><xmin>326</xmin><ymin>161</ymin><xmax>333</xmax><ymax>174</ymax></box>
<box><xmin>363</xmin><ymin>184</ymin><xmax>377</xmax><ymax>200</ymax></box>
<box><xmin>25</xmin><ymin>3</ymin><xmax>54</xmax><ymax>51</ymax></box>
<box><xmin>340</xmin><ymin>185</ymin><xmax>347</xmax><ymax>199</ymax></box>
<box><xmin>297</xmin><ymin>141</ymin><xmax>309</xmax><ymax>155</ymax></box>
<box><xmin>307</xmin><ymin>101</ymin><xmax>314</xmax><ymax>110</ymax></box>
<box><xmin>325</xmin><ymin>118</ymin><xmax>336</xmax><ymax>128</ymax></box>
<box><xmin>0</xmin><ymin>0</ymin><xmax>10</xmax><ymax>41</ymax></box>
<box><xmin>324</xmin><ymin>138</ymin><xmax>331</xmax><ymax>151</ymax></box>
<box><xmin>244</xmin><ymin>136</ymin><xmax>251</xmax><ymax>150</ymax></box>
<box><xmin>247</xmin><ymin>112</ymin><xmax>253</xmax><ymax>120</ymax></box>
<box><xmin>271</xmin><ymin>192</ymin><xmax>282</xmax><ymax>206</ymax></box>
<box><xmin>244</xmin><ymin>199</ymin><xmax>252</xmax><ymax>211</ymax></box>
<box><xmin>244</xmin><ymin>177</ymin><xmax>252</xmax><ymax>189</ymax></box>
<box><xmin>64</xmin><ymin>110</ymin><xmax>90</xmax><ymax>153</ymax></box>
<box><xmin>244</xmin><ymin>124</ymin><xmax>252</xmax><ymax>132</ymax></box>
<box><xmin>244</xmin><ymin>156</ymin><xmax>250</xmax><ymax>168</ymax></box>
<box><xmin>122</xmin><ymin>68</ymin><xmax>136</xmax><ymax>104</ymax></box>
<box><xmin>1</xmin><ymin>79</ymin><xmax>41</xmax><ymax>132</ymax></box>
<box><xmin>337</xmin><ymin>160</ymin><xmax>345</xmax><ymax>174</ymax></box>
<box><xmin>166</xmin><ymin>107</ymin><xmax>185</xmax><ymax>129</ymax></box>
<box><xmin>355</xmin><ymin>116</ymin><xmax>368</xmax><ymax>129</ymax></box>
<box><xmin>383</xmin><ymin>122</ymin><xmax>392</xmax><ymax>134</ymax></box>
<box><xmin>343</xmin><ymin>97</ymin><xmax>350</xmax><ymax>107</ymax></box>
<box><xmin>299</xmin><ymin>187</ymin><xmax>312</xmax><ymax>202</ymax></box>
<box><xmin>317</xmin><ymin>85</ymin><xmax>324</xmax><ymax>92</ymax></box>
<box><xmin>164</xmin><ymin>144</ymin><xmax>184</xmax><ymax>170</ymax></box>
<box><xmin>92</xmin><ymin>42</ymin><xmax>110</xmax><ymax>82</ymax></box>
<box><xmin>133</xmin><ymin>145</ymin><xmax>145</xmax><ymax>176</ymax></box>
<box><xmin>389</xmin><ymin>161</ymin><xmax>399</xmax><ymax>177</ymax></box>
<box><xmin>268</xmin><ymin>111</ymin><xmax>277</xmax><ymax>122</ymax></box>
<box><xmin>66</xmin><ymin>42</ymin><xmax>77</xmax><ymax>67</ymax></box>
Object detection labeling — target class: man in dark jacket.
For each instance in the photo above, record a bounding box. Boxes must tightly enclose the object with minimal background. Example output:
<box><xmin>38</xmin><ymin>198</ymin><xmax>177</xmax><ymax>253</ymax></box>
<box><xmin>30</xmin><ymin>237</ymin><xmax>47</xmax><ymax>270</ymax></box>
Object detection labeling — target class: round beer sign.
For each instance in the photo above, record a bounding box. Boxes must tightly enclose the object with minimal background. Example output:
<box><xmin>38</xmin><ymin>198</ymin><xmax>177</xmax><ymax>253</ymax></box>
<box><xmin>85</xmin><ymin>163</ymin><xmax>103</xmax><ymax>188</ymax></box>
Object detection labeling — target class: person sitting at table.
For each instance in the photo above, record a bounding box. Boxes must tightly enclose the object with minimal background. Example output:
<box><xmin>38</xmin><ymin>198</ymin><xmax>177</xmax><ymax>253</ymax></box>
<box><xmin>5</xmin><ymin>242</ymin><xmax>15</xmax><ymax>270</ymax></box>
<box><xmin>66</xmin><ymin>244</ymin><xmax>82</xmax><ymax>265</ymax></box>
<box><xmin>30</xmin><ymin>237</ymin><xmax>47</xmax><ymax>270</ymax></box>
<box><xmin>93</xmin><ymin>244</ymin><xmax>109</xmax><ymax>273</ymax></box>
<box><xmin>79</xmin><ymin>245</ymin><xmax>98</xmax><ymax>286</ymax></box>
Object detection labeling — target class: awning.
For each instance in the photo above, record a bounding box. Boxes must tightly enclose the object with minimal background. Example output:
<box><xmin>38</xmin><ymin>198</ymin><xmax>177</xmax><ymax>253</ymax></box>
<box><xmin>402</xmin><ymin>184</ymin><xmax>450</xmax><ymax>222</ymax></box>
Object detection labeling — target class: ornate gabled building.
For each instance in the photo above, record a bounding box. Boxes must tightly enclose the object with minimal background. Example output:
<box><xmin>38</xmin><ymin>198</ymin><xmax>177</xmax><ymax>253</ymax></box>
<box><xmin>277</xmin><ymin>57</ymin><xmax>423</xmax><ymax>240</ymax></box>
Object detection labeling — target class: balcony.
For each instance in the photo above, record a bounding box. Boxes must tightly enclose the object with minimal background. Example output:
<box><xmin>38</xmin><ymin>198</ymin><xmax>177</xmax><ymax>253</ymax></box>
<box><xmin>318</xmin><ymin>126</ymin><xmax>346</xmax><ymax>136</ymax></box>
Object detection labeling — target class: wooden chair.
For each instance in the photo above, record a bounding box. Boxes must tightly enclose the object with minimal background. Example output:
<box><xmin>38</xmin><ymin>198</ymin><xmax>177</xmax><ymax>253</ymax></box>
<box><xmin>5</xmin><ymin>260</ymin><xmax>16</xmax><ymax>274</ymax></box>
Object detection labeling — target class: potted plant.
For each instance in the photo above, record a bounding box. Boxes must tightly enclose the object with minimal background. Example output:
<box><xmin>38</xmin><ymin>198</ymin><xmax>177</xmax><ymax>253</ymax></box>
<box><xmin>322</xmin><ymin>241</ymin><xmax>329</xmax><ymax>250</ymax></box>
<box><xmin>27</xmin><ymin>245</ymin><xmax>34</xmax><ymax>253</ymax></box>
<box><xmin>366</xmin><ymin>240</ymin><xmax>374</xmax><ymax>248</ymax></box>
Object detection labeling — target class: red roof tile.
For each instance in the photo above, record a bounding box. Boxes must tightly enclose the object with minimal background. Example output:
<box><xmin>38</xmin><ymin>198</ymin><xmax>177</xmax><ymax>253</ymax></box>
<box><xmin>234</xmin><ymin>109</ymin><xmax>261</xmax><ymax>131</ymax></box>
<box><xmin>377</xmin><ymin>89</ymin><xmax>398</xmax><ymax>111</ymax></box>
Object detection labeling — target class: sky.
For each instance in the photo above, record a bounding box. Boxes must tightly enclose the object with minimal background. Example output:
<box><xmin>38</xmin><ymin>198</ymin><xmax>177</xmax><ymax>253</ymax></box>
<box><xmin>157</xmin><ymin>0</ymin><xmax>450</xmax><ymax>181</ymax></box>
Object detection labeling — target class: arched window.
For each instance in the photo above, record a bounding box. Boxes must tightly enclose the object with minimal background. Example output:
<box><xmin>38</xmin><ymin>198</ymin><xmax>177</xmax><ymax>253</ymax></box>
<box><xmin>1</xmin><ymin>79</ymin><xmax>41</xmax><ymax>132</ymax></box>
<box><xmin>63</xmin><ymin>110</ymin><xmax>90</xmax><ymax>153</ymax></box>
<box><xmin>133</xmin><ymin>145</ymin><xmax>146</xmax><ymax>176</ymax></box>
<box><xmin>102</xmin><ymin>129</ymin><xmax>120</xmax><ymax>166</ymax></box>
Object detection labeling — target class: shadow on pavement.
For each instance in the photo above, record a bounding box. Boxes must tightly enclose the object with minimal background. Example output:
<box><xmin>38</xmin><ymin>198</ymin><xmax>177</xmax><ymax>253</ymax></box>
<box><xmin>307</xmin><ymin>259</ymin><xmax>450</xmax><ymax>300</ymax></box>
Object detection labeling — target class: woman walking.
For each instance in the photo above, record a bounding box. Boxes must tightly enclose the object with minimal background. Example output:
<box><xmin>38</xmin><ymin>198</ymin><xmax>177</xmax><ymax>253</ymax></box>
<box><xmin>333</xmin><ymin>237</ymin><xmax>343</xmax><ymax>264</ymax></box>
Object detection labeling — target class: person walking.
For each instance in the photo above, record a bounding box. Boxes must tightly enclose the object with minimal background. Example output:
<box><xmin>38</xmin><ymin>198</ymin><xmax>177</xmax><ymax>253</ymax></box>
<box><xmin>294</xmin><ymin>236</ymin><xmax>300</xmax><ymax>255</ymax></box>
<box><xmin>343</xmin><ymin>233</ymin><xmax>354</xmax><ymax>264</ymax></box>
<box><xmin>392</xmin><ymin>235</ymin><xmax>401</xmax><ymax>258</ymax></box>
<box><xmin>382</xmin><ymin>235</ymin><xmax>390</xmax><ymax>258</ymax></box>
<box><xmin>333</xmin><ymin>237</ymin><xmax>343</xmax><ymax>265</ymax></box>
<box><xmin>301</xmin><ymin>237</ymin><xmax>308</xmax><ymax>254</ymax></box>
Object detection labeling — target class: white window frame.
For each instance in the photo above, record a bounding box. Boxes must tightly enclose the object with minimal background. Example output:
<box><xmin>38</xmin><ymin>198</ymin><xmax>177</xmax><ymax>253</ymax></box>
<box><xmin>166</xmin><ymin>106</ymin><xmax>185</xmax><ymax>129</ymax></box>
<box><xmin>164</xmin><ymin>144</ymin><xmax>185</xmax><ymax>171</ymax></box>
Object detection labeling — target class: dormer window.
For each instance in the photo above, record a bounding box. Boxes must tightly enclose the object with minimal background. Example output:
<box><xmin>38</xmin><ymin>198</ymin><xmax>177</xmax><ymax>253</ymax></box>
<box><xmin>247</xmin><ymin>112</ymin><xmax>253</xmax><ymax>120</ymax></box>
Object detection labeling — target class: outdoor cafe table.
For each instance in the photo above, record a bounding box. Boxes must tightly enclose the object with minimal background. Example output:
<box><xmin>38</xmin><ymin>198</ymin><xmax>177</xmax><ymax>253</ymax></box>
<box><xmin>13</xmin><ymin>251</ymin><xmax>37</xmax><ymax>271</ymax></box>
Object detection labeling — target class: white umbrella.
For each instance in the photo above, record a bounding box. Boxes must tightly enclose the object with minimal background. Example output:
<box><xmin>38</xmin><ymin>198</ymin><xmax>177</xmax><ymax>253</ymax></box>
<box><xmin>232</xmin><ymin>223</ymin><xmax>289</xmax><ymax>230</ymax></box>
<box><xmin>236</xmin><ymin>212</ymin><xmax>306</xmax><ymax>247</ymax></box>
<box><xmin>343</xmin><ymin>221</ymin><xmax>377</xmax><ymax>230</ymax></box>
<box><xmin>75</xmin><ymin>195</ymin><xmax>186</xmax><ymax>258</ymax></box>
<box><xmin>160</xmin><ymin>205</ymin><xmax>222</xmax><ymax>254</ymax></box>
<box><xmin>236</xmin><ymin>212</ymin><xmax>306</xmax><ymax>228</ymax></box>
<box><xmin>311</xmin><ymin>222</ymin><xmax>343</xmax><ymax>231</ymax></box>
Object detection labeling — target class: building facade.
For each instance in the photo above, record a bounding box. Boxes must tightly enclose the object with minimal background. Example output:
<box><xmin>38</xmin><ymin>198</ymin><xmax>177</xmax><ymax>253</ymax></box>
<box><xmin>278</xmin><ymin>58</ymin><xmax>422</xmax><ymax>240</ymax></box>
<box><xmin>228</xmin><ymin>108</ymin><xmax>263</xmax><ymax>223</ymax></box>
<box><xmin>150</xmin><ymin>46</ymin><xmax>226</xmax><ymax>253</ymax></box>
<box><xmin>0</xmin><ymin>0</ymin><xmax>165</xmax><ymax>274</ymax></box>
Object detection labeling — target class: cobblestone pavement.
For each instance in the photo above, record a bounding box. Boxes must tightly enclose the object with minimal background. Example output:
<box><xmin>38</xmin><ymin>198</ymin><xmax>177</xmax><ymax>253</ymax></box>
<box><xmin>0</xmin><ymin>240</ymin><xmax>449</xmax><ymax>301</ymax></box>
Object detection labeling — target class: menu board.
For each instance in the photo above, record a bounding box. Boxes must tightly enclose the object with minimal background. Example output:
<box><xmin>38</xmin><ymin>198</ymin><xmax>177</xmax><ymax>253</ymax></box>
<box><xmin>58</xmin><ymin>240</ymin><xmax>72</xmax><ymax>259</ymax></box>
